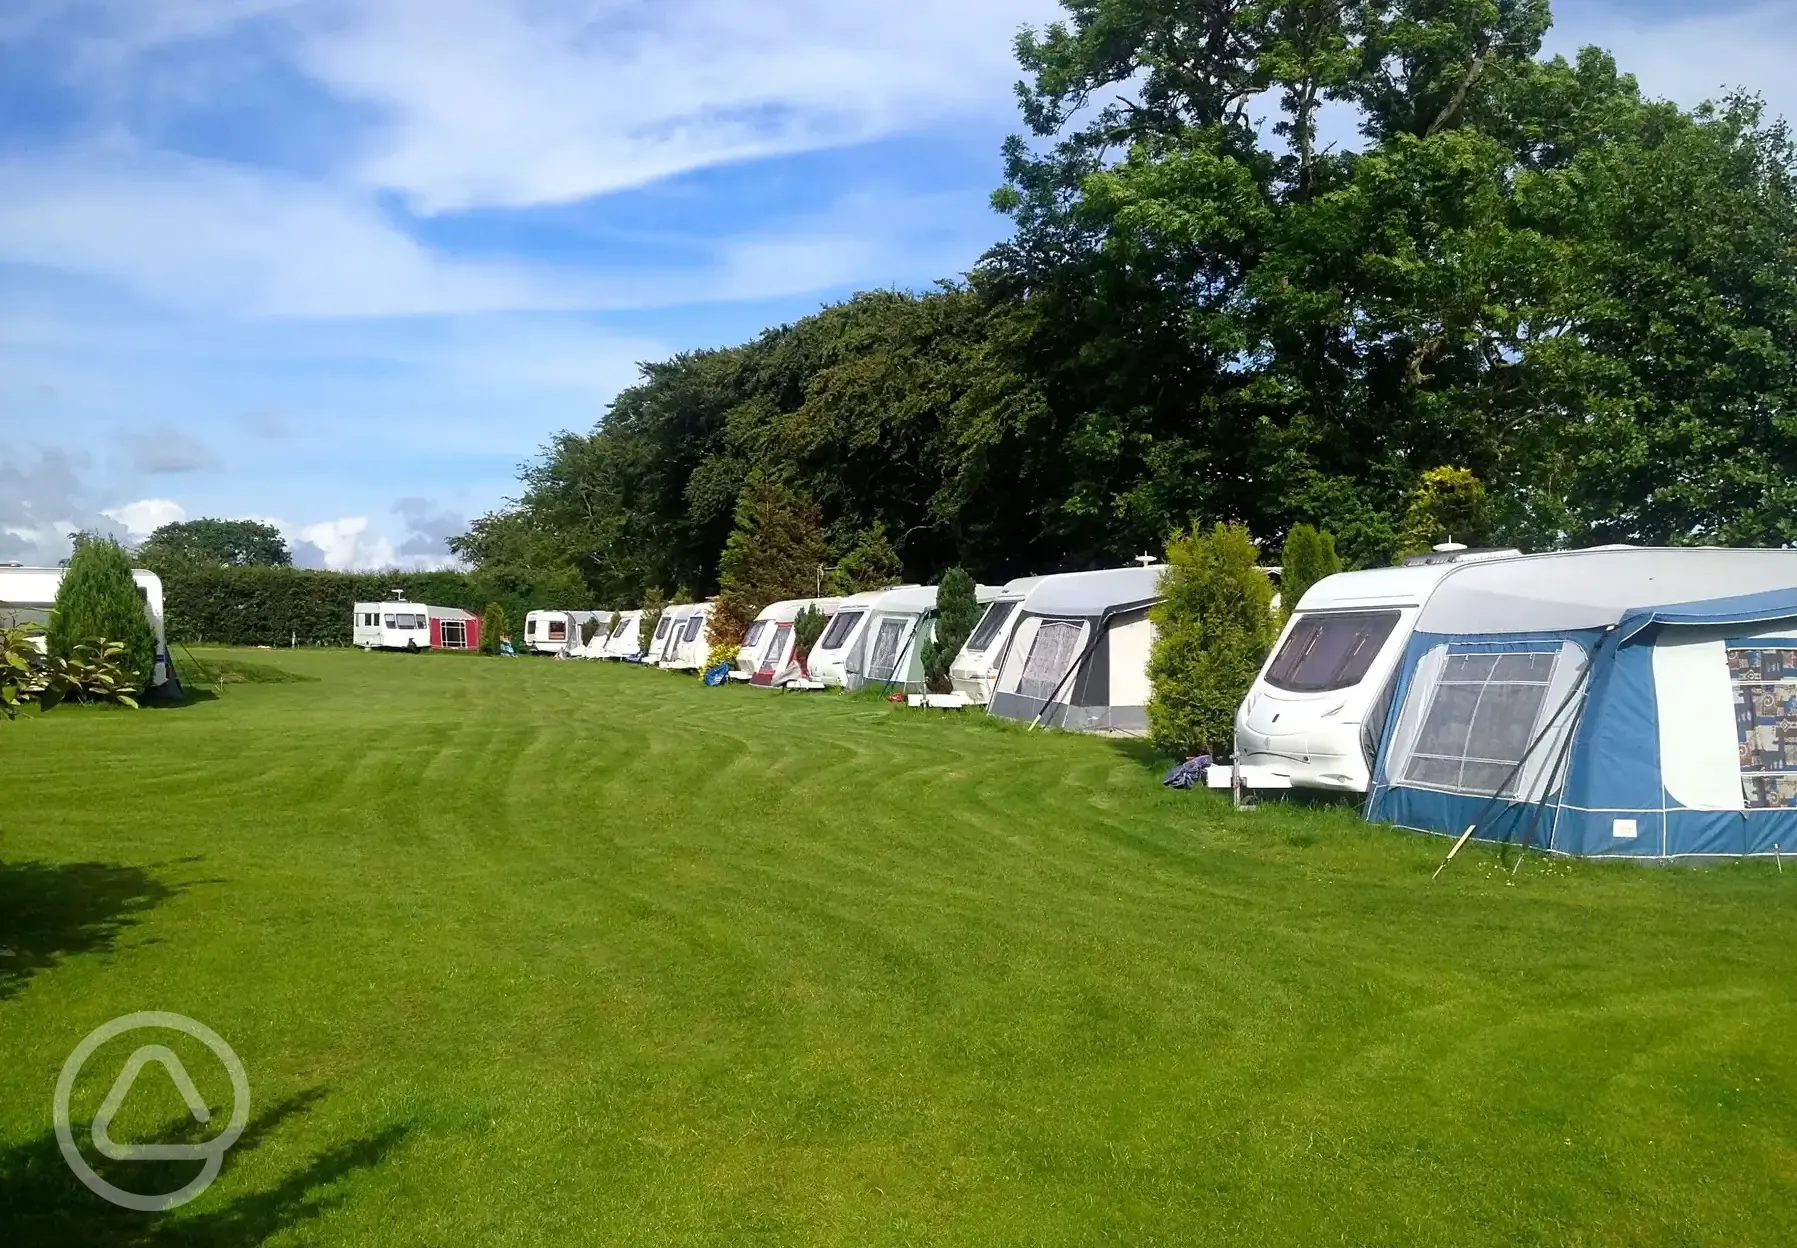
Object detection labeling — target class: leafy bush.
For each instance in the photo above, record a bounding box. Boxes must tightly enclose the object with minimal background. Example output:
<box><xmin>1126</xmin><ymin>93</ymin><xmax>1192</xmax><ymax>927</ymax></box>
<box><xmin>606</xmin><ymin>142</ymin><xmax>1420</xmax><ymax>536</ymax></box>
<box><xmin>919</xmin><ymin>567</ymin><xmax>979</xmax><ymax>694</ymax></box>
<box><xmin>1</xmin><ymin>623</ymin><xmax>141</xmax><ymax>714</ymax></box>
<box><xmin>57</xmin><ymin>640</ymin><xmax>143</xmax><ymax>708</ymax></box>
<box><xmin>792</xmin><ymin>606</ymin><xmax>828</xmax><ymax>677</ymax></box>
<box><xmin>829</xmin><ymin>523</ymin><xmax>903</xmax><ymax>594</ymax></box>
<box><xmin>1279</xmin><ymin>525</ymin><xmax>1341</xmax><ymax>622</ymax></box>
<box><xmin>1396</xmin><ymin>467</ymin><xmax>1492</xmax><ymax>560</ymax></box>
<box><xmin>1147</xmin><ymin>524</ymin><xmax>1277</xmax><ymax>757</ymax></box>
<box><xmin>1</xmin><ymin>620</ymin><xmax>49</xmax><ymax>719</ymax></box>
<box><xmin>480</xmin><ymin>602</ymin><xmax>508</xmax><ymax>655</ymax></box>
<box><xmin>49</xmin><ymin>537</ymin><xmax>158</xmax><ymax>689</ymax></box>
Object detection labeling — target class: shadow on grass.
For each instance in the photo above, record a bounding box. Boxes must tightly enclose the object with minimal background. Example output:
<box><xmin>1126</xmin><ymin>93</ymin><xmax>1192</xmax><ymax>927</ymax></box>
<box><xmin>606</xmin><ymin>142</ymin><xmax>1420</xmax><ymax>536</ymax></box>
<box><xmin>0</xmin><ymin>861</ymin><xmax>177</xmax><ymax>1002</ymax></box>
<box><xmin>1106</xmin><ymin>737</ymin><xmax>1174</xmax><ymax>777</ymax></box>
<box><xmin>143</xmin><ymin>685</ymin><xmax>222</xmax><ymax>710</ymax></box>
<box><xmin>0</xmin><ymin>1088</ymin><xmax>414</xmax><ymax>1247</ymax></box>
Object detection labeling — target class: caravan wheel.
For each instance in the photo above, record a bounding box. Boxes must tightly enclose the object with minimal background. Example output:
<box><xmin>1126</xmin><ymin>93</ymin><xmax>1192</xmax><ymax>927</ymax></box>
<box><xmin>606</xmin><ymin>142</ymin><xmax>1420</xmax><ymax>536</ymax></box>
<box><xmin>406</xmin><ymin>639</ymin><xmax>420</xmax><ymax>653</ymax></box>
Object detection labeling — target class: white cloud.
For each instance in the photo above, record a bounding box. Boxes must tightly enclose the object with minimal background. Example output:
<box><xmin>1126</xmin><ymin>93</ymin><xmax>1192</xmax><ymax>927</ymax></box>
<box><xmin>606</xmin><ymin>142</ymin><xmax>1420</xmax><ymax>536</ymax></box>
<box><xmin>5</xmin><ymin>0</ymin><xmax>1053</xmax><ymax>212</ymax></box>
<box><xmin>0</xmin><ymin>447</ymin><xmax>133</xmax><ymax>563</ymax></box>
<box><xmin>0</xmin><ymin>147</ymin><xmax>572</xmax><ymax>318</ymax></box>
<box><xmin>291</xmin><ymin>515</ymin><xmax>392</xmax><ymax>570</ymax></box>
<box><xmin>290</xmin><ymin>0</ymin><xmax>1052</xmax><ymax>213</ymax></box>
<box><xmin>101</xmin><ymin>497</ymin><xmax>187</xmax><ymax>536</ymax></box>
<box><xmin>0</xmin><ymin>145</ymin><xmax>999</xmax><ymax>317</ymax></box>
<box><xmin>282</xmin><ymin>513</ymin><xmax>458</xmax><ymax>571</ymax></box>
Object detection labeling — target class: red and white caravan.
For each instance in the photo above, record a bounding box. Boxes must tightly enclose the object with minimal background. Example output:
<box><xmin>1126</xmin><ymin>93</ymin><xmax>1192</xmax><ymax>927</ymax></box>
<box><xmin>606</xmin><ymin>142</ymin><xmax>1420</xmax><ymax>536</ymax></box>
<box><xmin>735</xmin><ymin>598</ymin><xmax>841</xmax><ymax>685</ymax></box>
<box><xmin>353</xmin><ymin>601</ymin><xmax>480</xmax><ymax>651</ymax></box>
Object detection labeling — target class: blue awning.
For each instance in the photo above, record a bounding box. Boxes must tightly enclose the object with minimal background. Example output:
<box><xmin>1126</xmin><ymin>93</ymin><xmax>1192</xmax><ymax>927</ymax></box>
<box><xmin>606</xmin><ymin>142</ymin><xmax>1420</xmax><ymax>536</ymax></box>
<box><xmin>1617</xmin><ymin>586</ymin><xmax>1797</xmax><ymax>645</ymax></box>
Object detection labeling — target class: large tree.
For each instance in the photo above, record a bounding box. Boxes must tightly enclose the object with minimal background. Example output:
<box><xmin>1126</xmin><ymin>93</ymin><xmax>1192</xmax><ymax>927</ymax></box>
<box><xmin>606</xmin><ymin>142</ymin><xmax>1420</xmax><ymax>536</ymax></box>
<box><xmin>137</xmin><ymin>518</ymin><xmax>291</xmax><ymax>569</ymax></box>
<box><xmin>457</xmin><ymin>1</ymin><xmax>1797</xmax><ymax>596</ymax></box>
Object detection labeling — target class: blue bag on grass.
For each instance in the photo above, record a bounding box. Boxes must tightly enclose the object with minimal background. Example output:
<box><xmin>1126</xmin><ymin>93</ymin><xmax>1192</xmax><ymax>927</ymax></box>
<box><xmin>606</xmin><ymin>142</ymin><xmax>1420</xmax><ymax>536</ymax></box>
<box><xmin>1162</xmin><ymin>755</ymin><xmax>1212</xmax><ymax>790</ymax></box>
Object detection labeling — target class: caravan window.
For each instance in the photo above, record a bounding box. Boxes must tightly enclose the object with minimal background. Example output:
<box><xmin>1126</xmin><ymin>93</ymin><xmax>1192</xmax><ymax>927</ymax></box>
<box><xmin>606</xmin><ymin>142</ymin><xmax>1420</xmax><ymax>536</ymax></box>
<box><xmin>867</xmin><ymin>618</ymin><xmax>906</xmax><ymax>681</ymax></box>
<box><xmin>1403</xmin><ymin>651</ymin><xmax>1559</xmax><ymax>796</ymax></box>
<box><xmin>762</xmin><ymin>628</ymin><xmax>790</xmax><ymax>671</ymax></box>
<box><xmin>653</xmin><ymin>616</ymin><xmax>671</xmax><ymax>641</ymax></box>
<box><xmin>548</xmin><ymin>620</ymin><xmax>567</xmax><ymax>640</ymax></box>
<box><xmin>744</xmin><ymin>621</ymin><xmax>767</xmax><ymax>650</ymax></box>
<box><xmin>1728</xmin><ymin>645</ymin><xmax>1797</xmax><ymax>809</ymax></box>
<box><xmin>1266</xmin><ymin>611</ymin><xmax>1400</xmax><ymax>693</ymax></box>
<box><xmin>385</xmin><ymin>614</ymin><xmax>423</xmax><ymax>629</ymax></box>
<box><xmin>682</xmin><ymin>614</ymin><xmax>705</xmax><ymax>643</ymax></box>
<box><xmin>967</xmin><ymin>601</ymin><xmax>1016</xmax><ymax>653</ymax></box>
<box><xmin>819</xmin><ymin>610</ymin><xmax>863</xmax><ymax>650</ymax></box>
<box><xmin>1018</xmin><ymin>621</ymin><xmax>1086</xmax><ymax>702</ymax></box>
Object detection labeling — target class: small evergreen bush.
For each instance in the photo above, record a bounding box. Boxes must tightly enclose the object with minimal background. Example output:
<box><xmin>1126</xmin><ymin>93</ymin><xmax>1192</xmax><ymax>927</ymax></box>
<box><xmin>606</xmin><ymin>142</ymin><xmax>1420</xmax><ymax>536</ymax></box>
<box><xmin>480</xmin><ymin>603</ymin><xmax>508</xmax><ymax>655</ymax></box>
<box><xmin>1147</xmin><ymin>523</ymin><xmax>1277</xmax><ymax>757</ymax></box>
<box><xmin>49</xmin><ymin>537</ymin><xmax>158</xmax><ymax>689</ymax></box>
<box><xmin>1279</xmin><ymin>524</ymin><xmax>1341</xmax><ymax>622</ymax></box>
<box><xmin>792</xmin><ymin>606</ymin><xmax>828</xmax><ymax>677</ymax></box>
<box><xmin>919</xmin><ymin>567</ymin><xmax>979</xmax><ymax>694</ymax></box>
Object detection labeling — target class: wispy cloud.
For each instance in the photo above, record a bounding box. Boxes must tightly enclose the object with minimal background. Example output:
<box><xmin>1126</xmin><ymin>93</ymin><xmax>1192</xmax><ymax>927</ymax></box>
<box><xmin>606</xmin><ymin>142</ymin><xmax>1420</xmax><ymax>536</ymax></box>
<box><xmin>127</xmin><ymin>424</ymin><xmax>221</xmax><ymax>473</ymax></box>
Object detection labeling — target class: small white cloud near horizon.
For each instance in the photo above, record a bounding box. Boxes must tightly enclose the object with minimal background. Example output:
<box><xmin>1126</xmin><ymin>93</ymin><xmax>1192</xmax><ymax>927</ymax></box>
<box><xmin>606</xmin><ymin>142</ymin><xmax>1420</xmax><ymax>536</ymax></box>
<box><xmin>101</xmin><ymin>497</ymin><xmax>187</xmax><ymax>536</ymax></box>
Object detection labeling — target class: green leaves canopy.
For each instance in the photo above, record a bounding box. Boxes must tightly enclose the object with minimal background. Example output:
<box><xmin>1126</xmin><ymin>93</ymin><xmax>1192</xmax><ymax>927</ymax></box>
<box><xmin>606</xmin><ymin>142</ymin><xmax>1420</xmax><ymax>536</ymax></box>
<box><xmin>137</xmin><ymin>519</ymin><xmax>291</xmax><ymax>570</ymax></box>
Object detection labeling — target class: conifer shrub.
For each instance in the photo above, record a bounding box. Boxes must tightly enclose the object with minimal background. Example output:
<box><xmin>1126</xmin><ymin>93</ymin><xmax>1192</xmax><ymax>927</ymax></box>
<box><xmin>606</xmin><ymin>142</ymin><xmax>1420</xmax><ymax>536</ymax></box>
<box><xmin>919</xmin><ymin>567</ymin><xmax>979</xmax><ymax>694</ymax></box>
<box><xmin>1279</xmin><ymin>524</ymin><xmax>1341</xmax><ymax>622</ymax></box>
<box><xmin>480</xmin><ymin>603</ymin><xmax>508</xmax><ymax>655</ymax></box>
<box><xmin>792</xmin><ymin>606</ymin><xmax>828</xmax><ymax>677</ymax></box>
<box><xmin>49</xmin><ymin>537</ymin><xmax>158</xmax><ymax>689</ymax></box>
<box><xmin>1147</xmin><ymin>523</ymin><xmax>1277</xmax><ymax>757</ymax></box>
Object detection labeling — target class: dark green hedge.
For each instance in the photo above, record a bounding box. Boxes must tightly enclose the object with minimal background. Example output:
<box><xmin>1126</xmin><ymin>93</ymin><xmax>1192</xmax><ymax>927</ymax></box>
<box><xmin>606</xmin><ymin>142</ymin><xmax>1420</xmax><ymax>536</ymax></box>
<box><xmin>159</xmin><ymin>566</ymin><xmax>570</xmax><ymax>647</ymax></box>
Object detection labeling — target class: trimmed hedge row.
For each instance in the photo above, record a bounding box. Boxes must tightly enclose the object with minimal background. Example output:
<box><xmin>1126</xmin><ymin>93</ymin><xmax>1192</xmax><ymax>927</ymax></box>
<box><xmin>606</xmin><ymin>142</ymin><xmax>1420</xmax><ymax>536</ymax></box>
<box><xmin>159</xmin><ymin>566</ymin><xmax>559</xmax><ymax>647</ymax></box>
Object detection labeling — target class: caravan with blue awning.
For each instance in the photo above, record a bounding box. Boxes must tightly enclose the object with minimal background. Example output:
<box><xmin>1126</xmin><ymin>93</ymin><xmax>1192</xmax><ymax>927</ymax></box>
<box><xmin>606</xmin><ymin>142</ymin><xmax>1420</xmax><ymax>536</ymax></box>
<box><xmin>1362</xmin><ymin>547</ymin><xmax>1797</xmax><ymax>860</ymax></box>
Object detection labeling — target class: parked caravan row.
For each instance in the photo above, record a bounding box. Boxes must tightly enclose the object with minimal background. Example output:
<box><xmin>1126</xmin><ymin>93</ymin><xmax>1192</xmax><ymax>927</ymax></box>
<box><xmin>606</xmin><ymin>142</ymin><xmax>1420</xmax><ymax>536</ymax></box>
<box><xmin>0</xmin><ymin>565</ymin><xmax>176</xmax><ymax>688</ymax></box>
<box><xmin>594</xmin><ymin>570</ymin><xmax>1176</xmax><ymax>739</ymax></box>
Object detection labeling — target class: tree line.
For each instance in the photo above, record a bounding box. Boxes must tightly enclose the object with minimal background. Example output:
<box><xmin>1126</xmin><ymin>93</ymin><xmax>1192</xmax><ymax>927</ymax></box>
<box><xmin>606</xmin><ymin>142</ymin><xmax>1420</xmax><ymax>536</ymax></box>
<box><xmin>454</xmin><ymin>0</ymin><xmax>1797</xmax><ymax>611</ymax></box>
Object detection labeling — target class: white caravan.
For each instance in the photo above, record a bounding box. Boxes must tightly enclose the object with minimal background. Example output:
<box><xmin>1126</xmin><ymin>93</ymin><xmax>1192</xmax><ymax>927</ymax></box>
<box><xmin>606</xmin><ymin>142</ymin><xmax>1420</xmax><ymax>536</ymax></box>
<box><xmin>649</xmin><ymin>604</ymin><xmax>695</xmax><ymax>666</ymax></box>
<box><xmin>986</xmin><ymin>566</ymin><xmax>1163</xmax><ymax>734</ymax></box>
<box><xmin>0</xmin><ymin>565</ymin><xmax>174</xmax><ymax>688</ymax></box>
<box><xmin>843</xmin><ymin>584</ymin><xmax>1003</xmax><ymax>694</ymax></box>
<box><xmin>598</xmin><ymin>609</ymin><xmax>645</xmax><ymax>660</ymax></box>
<box><xmin>1231</xmin><ymin>545</ymin><xmax>1797</xmax><ymax>795</ymax></box>
<box><xmin>524</xmin><ymin>609</ymin><xmax>607</xmax><ymax>656</ymax></box>
<box><xmin>949</xmin><ymin>576</ymin><xmax>1043</xmax><ymax>704</ymax></box>
<box><xmin>806</xmin><ymin>588</ymin><xmax>916</xmax><ymax>688</ymax></box>
<box><xmin>735</xmin><ymin>598</ymin><xmax>841</xmax><ymax>685</ymax></box>
<box><xmin>353</xmin><ymin>601</ymin><xmax>478</xmax><ymax>651</ymax></box>
<box><xmin>663</xmin><ymin>602</ymin><xmax>715</xmax><ymax>672</ymax></box>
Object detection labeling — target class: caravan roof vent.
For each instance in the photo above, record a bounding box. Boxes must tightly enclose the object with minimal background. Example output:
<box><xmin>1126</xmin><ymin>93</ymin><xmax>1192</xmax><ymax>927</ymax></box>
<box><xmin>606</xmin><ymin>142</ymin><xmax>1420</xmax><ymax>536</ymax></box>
<box><xmin>1401</xmin><ymin>547</ymin><xmax>1523</xmax><ymax>568</ymax></box>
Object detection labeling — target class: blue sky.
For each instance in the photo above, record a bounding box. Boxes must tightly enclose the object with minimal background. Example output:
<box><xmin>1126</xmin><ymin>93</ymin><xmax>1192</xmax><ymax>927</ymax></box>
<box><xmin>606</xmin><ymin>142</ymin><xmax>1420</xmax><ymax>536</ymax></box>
<box><xmin>2</xmin><ymin>0</ymin><xmax>1792</xmax><ymax>569</ymax></box>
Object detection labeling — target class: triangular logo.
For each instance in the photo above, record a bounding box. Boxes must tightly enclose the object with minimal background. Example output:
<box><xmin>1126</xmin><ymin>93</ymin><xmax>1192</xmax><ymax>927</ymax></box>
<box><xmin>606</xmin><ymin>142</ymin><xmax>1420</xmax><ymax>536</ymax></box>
<box><xmin>90</xmin><ymin>1044</ymin><xmax>214</xmax><ymax>1161</ymax></box>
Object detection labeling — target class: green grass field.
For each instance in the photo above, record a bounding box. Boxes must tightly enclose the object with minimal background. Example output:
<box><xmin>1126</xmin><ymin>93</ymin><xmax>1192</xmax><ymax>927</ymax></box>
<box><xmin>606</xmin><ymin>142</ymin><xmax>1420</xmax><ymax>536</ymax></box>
<box><xmin>4</xmin><ymin>648</ymin><xmax>1796</xmax><ymax>1245</ymax></box>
